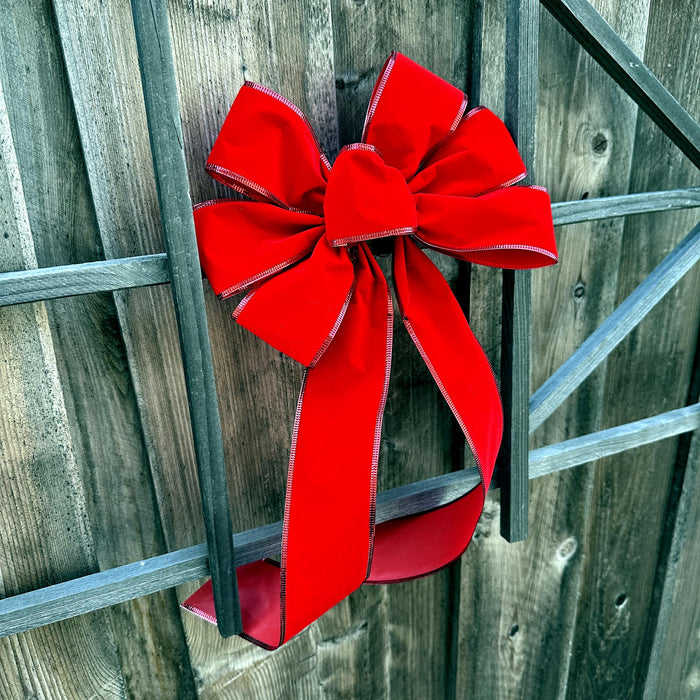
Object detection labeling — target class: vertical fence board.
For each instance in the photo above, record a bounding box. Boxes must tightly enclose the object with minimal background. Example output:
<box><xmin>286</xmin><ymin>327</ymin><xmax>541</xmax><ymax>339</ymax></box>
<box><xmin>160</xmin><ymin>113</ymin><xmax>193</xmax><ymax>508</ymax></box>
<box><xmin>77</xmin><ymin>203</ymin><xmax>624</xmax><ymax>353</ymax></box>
<box><xmin>455</xmin><ymin>0</ymin><xmax>652</xmax><ymax>696</ymax></box>
<box><xmin>643</xmin><ymin>320</ymin><xmax>700</xmax><ymax>699</ymax></box>
<box><xmin>651</xmin><ymin>430</ymin><xmax>700</xmax><ymax>698</ymax></box>
<box><xmin>567</xmin><ymin>0</ymin><xmax>700</xmax><ymax>693</ymax></box>
<box><xmin>331</xmin><ymin>3</ymin><xmax>472</xmax><ymax>697</ymax></box>
<box><xmin>0</xmin><ymin>1</ymin><xmax>196</xmax><ymax>695</ymax></box>
<box><xmin>0</xmin><ymin>76</ymin><xmax>127</xmax><ymax>699</ymax></box>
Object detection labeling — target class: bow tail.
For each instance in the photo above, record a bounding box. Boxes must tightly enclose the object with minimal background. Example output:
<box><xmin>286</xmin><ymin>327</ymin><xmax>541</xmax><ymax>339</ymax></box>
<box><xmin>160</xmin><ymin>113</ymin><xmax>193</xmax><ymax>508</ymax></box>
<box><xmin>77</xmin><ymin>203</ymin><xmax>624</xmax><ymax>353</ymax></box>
<box><xmin>367</xmin><ymin>237</ymin><xmax>502</xmax><ymax>583</ymax></box>
<box><xmin>182</xmin><ymin>244</ymin><xmax>392</xmax><ymax>649</ymax></box>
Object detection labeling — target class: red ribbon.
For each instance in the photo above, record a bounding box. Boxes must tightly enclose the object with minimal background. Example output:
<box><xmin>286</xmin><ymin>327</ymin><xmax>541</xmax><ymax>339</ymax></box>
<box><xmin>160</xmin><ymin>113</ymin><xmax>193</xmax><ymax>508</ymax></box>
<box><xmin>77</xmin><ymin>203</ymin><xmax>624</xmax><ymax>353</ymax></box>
<box><xmin>182</xmin><ymin>51</ymin><xmax>558</xmax><ymax>649</ymax></box>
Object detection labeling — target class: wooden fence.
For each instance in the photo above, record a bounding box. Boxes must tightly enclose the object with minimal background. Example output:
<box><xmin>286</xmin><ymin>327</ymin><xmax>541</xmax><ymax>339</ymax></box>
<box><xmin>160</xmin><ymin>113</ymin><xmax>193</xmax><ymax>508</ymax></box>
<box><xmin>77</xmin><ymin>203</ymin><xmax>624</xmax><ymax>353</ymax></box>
<box><xmin>0</xmin><ymin>0</ymin><xmax>698</xmax><ymax>697</ymax></box>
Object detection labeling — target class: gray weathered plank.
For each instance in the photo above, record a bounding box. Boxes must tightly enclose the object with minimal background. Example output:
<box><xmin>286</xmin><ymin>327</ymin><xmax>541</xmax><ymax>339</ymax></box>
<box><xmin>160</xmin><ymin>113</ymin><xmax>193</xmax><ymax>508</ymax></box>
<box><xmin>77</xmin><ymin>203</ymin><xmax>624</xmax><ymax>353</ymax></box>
<box><xmin>642</xmin><ymin>364</ymin><xmax>700</xmax><ymax>700</ymax></box>
<box><xmin>1</xmin><ymin>188</ymin><xmax>698</xmax><ymax>310</ymax></box>
<box><xmin>499</xmin><ymin>0</ymin><xmax>539</xmax><ymax>543</ymax></box>
<box><xmin>649</xmin><ymin>432</ymin><xmax>700</xmax><ymax>698</ymax></box>
<box><xmin>551</xmin><ymin>187</ymin><xmax>700</xmax><ymax>226</ymax></box>
<box><xmin>530</xmin><ymin>221</ymin><xmax>700</xmax><ymax>432</ymax></box>
<box><xmin>129</xmin><ymin>0</ymin><xmax>240</xmax><ymax>638</ymax></box>
<box><xmin>167</xmin><ymin>0</ymin><xmax>350</xmax><ymax>692</ymax></box>
<box><xmin>1</xmin><ymin>0</ymin><xmax>196</xmax><ymax>694</ymax></box>
<box><xmin>529</xmin><ymin>403</ymin><xmax>700</xmax><ymax>477</ymax></box>
<box><xmin>540</xmin><ymin>0</ymin><xmax>700</xmax><ymax>168</ymax></box>
<box><xmin>0</xmin><ymin>254</ymin><xmax>169</xmax><ymax>307</ymax></box>
<box><xmin>0</xmin><ymin>71</ymin><xmax>127</xmax><ymax>698</ymax></box>
<box><xmin>53</xmin><ymin>0</ymin><xmax>258</xmax><ymax>682</ymax></box>
<box><xmin>566</xmin><ymin>0</ymin><xmax>700</xmax><ymax>690</ymax></box>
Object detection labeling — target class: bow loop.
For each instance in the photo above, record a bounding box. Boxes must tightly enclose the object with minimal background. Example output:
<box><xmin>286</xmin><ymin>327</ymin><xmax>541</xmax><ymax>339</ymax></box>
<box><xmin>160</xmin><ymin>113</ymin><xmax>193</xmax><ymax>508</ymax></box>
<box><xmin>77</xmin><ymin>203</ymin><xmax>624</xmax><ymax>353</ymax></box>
<box><xmin>194</xmin><ymin>200</ymin><xmax>323</xmax><ymax>296</ymax></box>
<box><xmin>362</xmin><ymin>52</ymin><xmax>467</xmax><ymax>178</ymax></box>
<box><xmin>414</xmin><ymin>187</ymin><xmax>558</xmax><ymax>268</ymax></box>
<box><xmin>234</xmin><ymin>235</ymin><xmax>355</xmax><ymax>367</ymax></box>
<box><xmin>324</xmin><ymin>145</ymin><xmax>417</xmax><ymax>247</ymax></box>
<box><xmin>409</xmin><ymin>107</ymin><xmax>527</xmax><ymax>197</ymax></box>
<box><xmin>207</xmin><ymin>82</ymin><xmax>329</xmax><ymax>214</ymax></box>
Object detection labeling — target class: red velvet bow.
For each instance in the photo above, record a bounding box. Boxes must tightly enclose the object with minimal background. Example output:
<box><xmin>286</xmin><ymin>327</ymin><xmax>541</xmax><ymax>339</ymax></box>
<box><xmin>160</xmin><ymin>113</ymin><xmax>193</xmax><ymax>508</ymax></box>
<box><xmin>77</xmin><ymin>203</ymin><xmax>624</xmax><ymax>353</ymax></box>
<box><xmin>182</xmin><ymin>51</ymin><xmax>557</xmax><ymax>650</ymax></box>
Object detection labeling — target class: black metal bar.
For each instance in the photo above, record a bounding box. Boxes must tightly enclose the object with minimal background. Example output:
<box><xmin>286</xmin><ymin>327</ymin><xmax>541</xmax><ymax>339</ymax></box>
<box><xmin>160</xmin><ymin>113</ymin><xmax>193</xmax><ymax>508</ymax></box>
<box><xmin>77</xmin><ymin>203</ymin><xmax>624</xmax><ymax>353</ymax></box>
<box><xmin>540</xmin><ymin>0</ymin><xmax>700</xmax><ymax>169</ymax></box>
<box><xmin>129</xmin><ymin>0</ymin><xmax>240</xmax><ymax>636</ymax></box>
<box><xmin>2</xmin><ymin>402</ymin><xmax>697</xmax><ymax>639</ymax></box>
<box><xmin>530</xmin><ymin>222</ymin><xmax>700</xmax><ymax>432</ymax></box>
<box><xmin>0</xmin><ymin>189</ymin><xmax>698</xmax><ymax>309</ymax></box>
<box><xmin>500</xmin><ymin>0</ymin><xmax>539</xmax><ymax>542</ymax></box>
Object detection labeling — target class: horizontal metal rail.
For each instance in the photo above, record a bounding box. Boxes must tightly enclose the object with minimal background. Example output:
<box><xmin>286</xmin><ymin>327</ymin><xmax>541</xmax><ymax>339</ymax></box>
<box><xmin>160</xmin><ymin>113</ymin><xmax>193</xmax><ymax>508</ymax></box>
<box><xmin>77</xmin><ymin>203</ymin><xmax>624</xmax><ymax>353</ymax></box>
<box><xmin>0</xmin><ymin>189</ymin><xmax>698</xmax><ymax>309</ymax></box>
<box><xmin>530</xmin><ymin>222</ymin><xmax>700</xmax><ymax>432</ymax></box>
<box><xmin>540</xmin><ymin>0</ymin><xmax>700</xmax><ymax>168</ymax></box>
<box><xmin>1</xmin><ymin>402</ymin><xmax>697</xmax><ymax>639</ymax></box>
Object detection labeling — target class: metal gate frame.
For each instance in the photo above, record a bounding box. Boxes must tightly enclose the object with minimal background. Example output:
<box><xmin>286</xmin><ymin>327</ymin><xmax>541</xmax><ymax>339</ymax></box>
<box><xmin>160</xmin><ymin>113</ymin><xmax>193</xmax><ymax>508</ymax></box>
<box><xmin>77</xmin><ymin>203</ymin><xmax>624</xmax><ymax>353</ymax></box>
<box><xmin>0</xmin><ymin>0</ymin><xmax>698</xmax><ymax>662</ymax></box>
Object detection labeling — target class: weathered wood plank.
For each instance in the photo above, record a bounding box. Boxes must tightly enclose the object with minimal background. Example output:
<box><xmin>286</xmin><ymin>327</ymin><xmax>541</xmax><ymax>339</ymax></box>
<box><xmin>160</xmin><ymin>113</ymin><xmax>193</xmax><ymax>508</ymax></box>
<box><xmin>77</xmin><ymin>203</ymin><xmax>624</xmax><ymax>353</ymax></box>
<box><xmin>551</xmin><ymin>187</ymin><xmax>700</xmax><ymax>226</ymax></box>
<box><xmin>0</xmin><ymin>254</ymin><xmax>169</xmax><ymax>307</ymax></box>
<box><xmin>530</xmin><ymin>222</ymin><xmax>700</xmax><ymax>433</ymax></box>
<box><xmin>165</xmin><ymin>0</ymin><xmax>359</xmax><ymax>693</ymax></box>
<box><xmin>1</xmin><ymin>0</ymin><xmax>196</xmax><ymax>694</ymax></box>
<box><xmin>567</xmin><ymin>0</ymin><xmax>700</xmax><ymax>691</ymax></box>
<box><xmin>641</xmin><ymin>334</ymin><xmax>699</xmax><ymax>699</ymax></box>
<box><xmin>0</xmin><ymin>257</ymin><xmax>389</xmax><ymax>308</ymax></box>
<box><xmin>0</xmin><ymin>470</ymin><xmax>475</xmax><ymax>640</ymax></box>
<box><xmin>53</xmin><ymin>0</ymin><xmax>242</xmax><ymax>685</ymax></box>
<box><xmin>529</xmin><ymin>403</ymin><xmax>700</xmax><ymax>477</ymax></box>
<box><xmin>130</xmin><ymin>0</ymin><xmax>240</xmax><ymax>638</ymax></box>
<box><xmin>649</xmin><ymin>432</ymin><xmax>700</xmax><ymax>698</ymax></box>
<box><xmin>1</xmin><ymin>188</ymin><xmax>697</xmax><ymax>310</ymax></box>
<box><xmin>456</xmin><ymin>0</ymin><xmax>653</xmax><ymax>695</ymax></box>
<box><xmin>0</xmin><ymin>71</ymin><xmax>127</xmax><ymax>699</ymax></box>
<box><xmin>499</xmin><ymin>0</ymin><xmax>538</xmax><ymax>542</ymax></box>
<box><xmin>540</xmin><ymin>0</ymin><xmax>700</xmax><ymax>168</ymax></box>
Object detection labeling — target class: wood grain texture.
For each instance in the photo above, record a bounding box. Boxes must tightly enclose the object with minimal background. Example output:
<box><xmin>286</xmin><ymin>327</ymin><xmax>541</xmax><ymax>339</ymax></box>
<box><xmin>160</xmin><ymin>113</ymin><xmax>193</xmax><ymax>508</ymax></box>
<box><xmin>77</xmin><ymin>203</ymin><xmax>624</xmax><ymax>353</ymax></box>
<box><xmin>529</xmin><ymin>403</ymin><xmax>700</xmax><ymax>477</ymax></box>
<box><xmin>567</xmin><ymin>0</ymin><xmax>700</xmax><ymax>693</ymax></box>
<box><xmin>643</xmin><ymin>325</ymin><xmax>700</xmax><ymax>699</ymax></box>
<box><xmin>551</xmin><ymin>187</ymin><xmax>700</xmax><ymax>226</ymax></box>
<box><xmin>498</xmin><ymin>0</ymin><xmax>539</xmax><ymax>542</ymax></box>
<box><xmin>0</xmin><ymin>0</ymin><xmax>196</xmax><ymax>695</ymax></box>
<box><xmin>166</xmin><ymin>0</ymin><xmax>376</xmax><ymax>693</ymax></box>
<box><xmin>456</xmin><ymin>0</ymin><xmax>653</xmax><ymax>696</ymax></box>
<box><xmin>2</xmin><ymin>188</ymin><xmax>697</xmax><ymax>309</ymax></box>
<box><xmin>2</xmin><ymin>1</ymin><xmax>699</xmax><ymax>697</ymax></box>
<box><xmin>0</xmin><ymin>72</ymin><xmax>127</xmax><ymax>698</ymax></box>
<box><xmin>541</xmin><ymin>0</ymin><xmax>700</xmax><ymax>168</ymax></box>
<box><xmin>531</xmin><ymin>222</ymin><xmax>700</xmax><ymax>431</ymax></box>
<box><xmin>650</xmin><ymin>430</ymin><xmax>700</xmax><ymax>699</ymax></box>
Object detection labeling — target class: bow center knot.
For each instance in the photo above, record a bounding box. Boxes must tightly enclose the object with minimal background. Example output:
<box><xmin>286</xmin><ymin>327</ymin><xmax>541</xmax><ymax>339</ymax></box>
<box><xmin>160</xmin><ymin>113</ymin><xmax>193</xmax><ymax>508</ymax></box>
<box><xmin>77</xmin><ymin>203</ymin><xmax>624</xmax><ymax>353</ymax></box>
<box><xmin>324</xmin><ymin>144</ymin><xmax>417</xmax><ymax>248</ymax></box>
